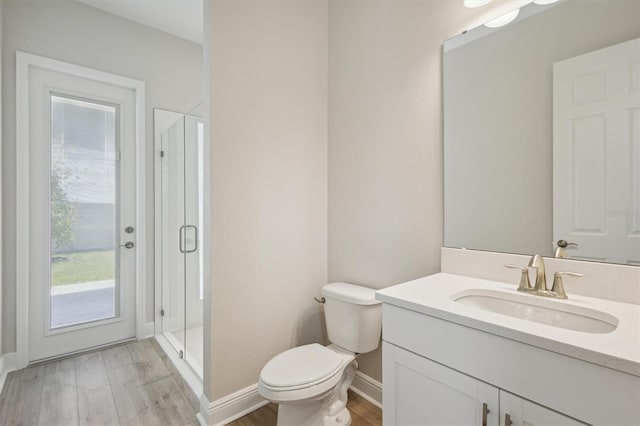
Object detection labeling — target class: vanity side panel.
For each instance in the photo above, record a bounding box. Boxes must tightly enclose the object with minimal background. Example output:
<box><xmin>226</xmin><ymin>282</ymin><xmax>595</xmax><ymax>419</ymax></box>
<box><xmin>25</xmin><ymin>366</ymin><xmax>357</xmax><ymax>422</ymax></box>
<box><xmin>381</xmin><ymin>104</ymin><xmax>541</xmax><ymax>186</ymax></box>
<box><xmin>382</xmin><ymin>304</ymin><xmax>640</xmax><ymax>426</ymax></box>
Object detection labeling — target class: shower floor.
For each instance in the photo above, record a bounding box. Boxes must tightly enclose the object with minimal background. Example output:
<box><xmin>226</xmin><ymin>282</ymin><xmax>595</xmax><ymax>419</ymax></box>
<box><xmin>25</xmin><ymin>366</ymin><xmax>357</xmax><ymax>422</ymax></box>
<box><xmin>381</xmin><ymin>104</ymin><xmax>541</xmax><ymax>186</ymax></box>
<box><xmin>168</xmin><ymin>325</ymin><xmax>203</xmax><ymax>377</ymax></box>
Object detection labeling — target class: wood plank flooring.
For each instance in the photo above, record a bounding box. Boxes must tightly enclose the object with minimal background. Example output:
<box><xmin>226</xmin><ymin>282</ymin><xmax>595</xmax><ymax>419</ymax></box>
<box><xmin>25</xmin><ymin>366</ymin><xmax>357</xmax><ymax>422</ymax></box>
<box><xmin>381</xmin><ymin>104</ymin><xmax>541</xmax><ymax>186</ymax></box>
<box><xmin>0</xmin><ymin>339</ymin><xmax>198</xmax><ymax>426</ymax></box>
<box><xmin>227</xmin><ymin>390</ymin><xmax>382</xmax><ymax>426</ymax></box>
<box><xmin>0</xmin><ymin>339</ymin><xmax>382</xmax><ymax>426</ymax></box>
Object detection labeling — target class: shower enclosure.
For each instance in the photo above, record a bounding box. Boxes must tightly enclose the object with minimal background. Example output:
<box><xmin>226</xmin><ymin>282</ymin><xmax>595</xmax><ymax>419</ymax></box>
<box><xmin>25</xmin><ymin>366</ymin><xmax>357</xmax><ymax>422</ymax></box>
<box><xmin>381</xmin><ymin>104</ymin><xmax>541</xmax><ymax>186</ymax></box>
<box><xmin>156</xmin><ymin>105</ymin><xmax>204</xmax><ymax>378</ymax></box>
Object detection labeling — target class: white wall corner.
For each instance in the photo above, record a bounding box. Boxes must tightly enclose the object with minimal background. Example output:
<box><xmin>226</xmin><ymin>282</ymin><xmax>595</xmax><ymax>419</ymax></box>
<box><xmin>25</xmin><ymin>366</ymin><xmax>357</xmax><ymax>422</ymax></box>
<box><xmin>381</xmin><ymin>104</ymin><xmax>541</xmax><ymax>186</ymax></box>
<box><xmin>351</xmin><ymin>371</ymin><xmax>383</xmax><ymax>409</ymax></box>
<box><xmin>143</xmin><ymin>322</ymin><xmax>155</xmax><ymax>338</ymax></box>
<box><xmin>0</xmin><ymin>353</ymin><xmax>18</xmax><ymax>394</ymax></box>
<box><xmin>198</xmin><ymin>384</ymin><xmax>268</xmax><ymax>426</ymax></box>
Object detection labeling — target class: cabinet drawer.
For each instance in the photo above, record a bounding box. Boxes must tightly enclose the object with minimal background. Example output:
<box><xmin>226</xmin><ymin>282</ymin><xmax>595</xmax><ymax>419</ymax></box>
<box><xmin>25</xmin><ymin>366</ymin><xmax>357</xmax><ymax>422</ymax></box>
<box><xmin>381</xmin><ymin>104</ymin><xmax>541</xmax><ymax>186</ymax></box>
<box><xmin>499</xmin><ymin>391</ymin><xmax>587</xmax><ymax>426</ymax></box>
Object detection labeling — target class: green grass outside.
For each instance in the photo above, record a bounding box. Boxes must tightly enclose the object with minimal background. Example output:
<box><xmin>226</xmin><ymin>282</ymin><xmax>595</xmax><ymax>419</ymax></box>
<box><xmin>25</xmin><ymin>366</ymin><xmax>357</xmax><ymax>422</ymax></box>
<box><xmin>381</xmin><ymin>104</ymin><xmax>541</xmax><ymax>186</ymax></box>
<box><xmin>51</xmin><ymin>249</ymin><xmax>115</xmax><ymax>286</ymax></box>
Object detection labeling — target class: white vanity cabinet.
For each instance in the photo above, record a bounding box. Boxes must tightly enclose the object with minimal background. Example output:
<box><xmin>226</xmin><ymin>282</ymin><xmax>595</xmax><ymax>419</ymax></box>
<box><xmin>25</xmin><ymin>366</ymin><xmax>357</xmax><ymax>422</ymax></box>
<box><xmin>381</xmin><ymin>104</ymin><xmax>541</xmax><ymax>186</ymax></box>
<box><xmin>383</xmin><ymin>342</ymin><xmax>499</xmax><ymax>426</ymax></box>
<box><xmin>379</xmin><ymin>297</ymin><xmax>639</xmax><ymax>426</ymax></box>
<box><xmin>383</xmin><ymin>342</ymin><xmax>585</xmax><ymax>426</ymax></box>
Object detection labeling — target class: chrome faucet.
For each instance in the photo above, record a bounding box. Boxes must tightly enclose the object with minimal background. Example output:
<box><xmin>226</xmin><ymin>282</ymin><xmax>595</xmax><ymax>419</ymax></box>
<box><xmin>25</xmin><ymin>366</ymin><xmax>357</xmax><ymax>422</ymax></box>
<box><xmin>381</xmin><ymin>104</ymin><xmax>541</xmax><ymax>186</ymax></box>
<box><xmin>528</xmin><ymin>254</ymin><xmax>548</xmax><ymax>293</ymax></box>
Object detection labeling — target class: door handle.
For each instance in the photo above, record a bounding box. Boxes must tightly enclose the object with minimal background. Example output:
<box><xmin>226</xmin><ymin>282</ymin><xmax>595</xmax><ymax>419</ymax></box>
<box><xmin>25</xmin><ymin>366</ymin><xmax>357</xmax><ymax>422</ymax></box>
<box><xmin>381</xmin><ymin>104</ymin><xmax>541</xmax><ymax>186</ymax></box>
<box><xmin>119</xmin><ymin>241</ymin><xmax>134</xmax><ymax>249</ymax></box>
<box><xmin>179</xmin><ymin>225</ymin><xmax>187</xmax><ymax>253</ymax></box>
<box><xmin>482</xmin><ymin>402</ymin><xmax>490</xmax><ymax>426</ymax></box>
<box><xmin>557</xmin><ymin>239</ymin><xmax>578</xmax><ymax>248</ymax></box>
<box><xmin>179</xmin><ymin>225</ymin><xmax>198</xmax><ymax>254</ymax></box>
<box><xmin>184</xmin><ymin>225</ymin><xmax>198</xmax><ymax>254</ymax></box>
<box><xmin>504</xmin><ymin>413</ymin><xmax>512</xmax><ymax>426</ymax></box>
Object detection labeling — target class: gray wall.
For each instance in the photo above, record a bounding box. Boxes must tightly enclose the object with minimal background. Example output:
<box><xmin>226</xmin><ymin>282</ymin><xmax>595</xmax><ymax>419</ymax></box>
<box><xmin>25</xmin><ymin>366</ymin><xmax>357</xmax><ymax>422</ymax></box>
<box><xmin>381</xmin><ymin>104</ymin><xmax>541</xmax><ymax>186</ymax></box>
<box><xmin>327</xmin><ymin>0</ymin><xmax>532</xmax><ymax>383</ymax></box>
<box><xmin>2</xmin><ymin>0</ymin><xmax>202</xmax><ymax>353</ymax></box>
<box><xmin>206</xmin><ymin>0</ymin><xmax>328</xmax><ymax>400</ymax></box>
<box><xmin>444</xmin><ymin>0</ymin><xmax>640</xmax><ymax>257</ymax></box>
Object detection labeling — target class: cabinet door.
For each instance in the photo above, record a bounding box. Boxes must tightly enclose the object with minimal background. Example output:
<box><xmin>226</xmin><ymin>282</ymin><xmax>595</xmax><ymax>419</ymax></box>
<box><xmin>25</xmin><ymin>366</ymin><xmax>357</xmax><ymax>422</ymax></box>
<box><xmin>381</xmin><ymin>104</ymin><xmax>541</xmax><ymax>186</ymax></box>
<box><xmin>383</xmin><ymin>341</ymin><xmax>499</xmax><ymax>426</ymax></box>
<box><xmin>499</xmin><ymin>391</ymin><xmax>587</xmax><ymax>426</ymax></box>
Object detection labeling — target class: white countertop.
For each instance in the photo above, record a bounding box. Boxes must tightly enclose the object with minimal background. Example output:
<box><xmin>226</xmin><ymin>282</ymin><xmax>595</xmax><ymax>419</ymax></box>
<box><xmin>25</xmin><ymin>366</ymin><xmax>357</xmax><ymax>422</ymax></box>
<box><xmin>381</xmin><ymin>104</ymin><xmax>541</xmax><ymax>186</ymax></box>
<box><xmin>375</xmin><ymin>273</ymin><xmax>640</xmax><ymax>377</ymax></box>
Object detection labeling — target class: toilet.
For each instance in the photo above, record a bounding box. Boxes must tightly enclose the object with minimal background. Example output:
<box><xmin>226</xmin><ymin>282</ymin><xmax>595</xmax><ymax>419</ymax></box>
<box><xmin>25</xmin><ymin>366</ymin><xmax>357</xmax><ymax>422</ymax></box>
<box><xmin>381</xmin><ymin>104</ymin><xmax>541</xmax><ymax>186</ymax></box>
<box><xmin>258</xmin><ymin>282</ymin><xmax>382</xmax><ymax>426</ymax></box>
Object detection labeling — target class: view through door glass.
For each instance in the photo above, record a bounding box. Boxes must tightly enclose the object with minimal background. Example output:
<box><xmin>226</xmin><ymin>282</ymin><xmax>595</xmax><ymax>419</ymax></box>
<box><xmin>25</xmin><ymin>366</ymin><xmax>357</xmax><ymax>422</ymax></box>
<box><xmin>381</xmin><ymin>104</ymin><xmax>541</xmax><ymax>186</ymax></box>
<box><xmin>50</xmin><ymin>94</ymin><xmax>119</xmax><ymax>329</ymax></box>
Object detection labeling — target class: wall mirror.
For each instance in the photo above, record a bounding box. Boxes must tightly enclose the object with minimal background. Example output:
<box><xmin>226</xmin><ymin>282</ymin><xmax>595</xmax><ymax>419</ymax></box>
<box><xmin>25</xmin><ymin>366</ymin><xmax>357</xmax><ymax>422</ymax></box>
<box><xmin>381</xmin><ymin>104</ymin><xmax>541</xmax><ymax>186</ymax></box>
<box><xmin>444</xmin><ymin>0</ymin><xmax>640</xmax><ymax>265</ymax></box>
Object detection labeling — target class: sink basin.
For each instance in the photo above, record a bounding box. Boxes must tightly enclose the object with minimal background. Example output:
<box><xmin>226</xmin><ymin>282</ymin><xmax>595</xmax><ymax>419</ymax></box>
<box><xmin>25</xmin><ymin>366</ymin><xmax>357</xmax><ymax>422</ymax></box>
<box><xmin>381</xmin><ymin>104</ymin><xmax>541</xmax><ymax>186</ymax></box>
<box><xmin>453</xmin><ymin>289</ymin><xmax>618</xmax><ymax>334</ymax></box>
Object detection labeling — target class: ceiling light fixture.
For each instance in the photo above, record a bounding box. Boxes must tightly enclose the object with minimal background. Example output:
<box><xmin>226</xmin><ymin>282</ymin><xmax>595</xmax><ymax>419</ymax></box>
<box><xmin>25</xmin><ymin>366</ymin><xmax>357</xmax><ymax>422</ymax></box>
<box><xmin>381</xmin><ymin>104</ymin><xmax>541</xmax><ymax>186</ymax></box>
<box><xmin>533</xmin><ymin>0</ymin><xmax>559</xmax><ymax>4</ymax></box>
<box><xmin>464</xmin><ymin>0</ymin><xmax>492</xmax><ymax>8</ymax></box>
<box><xmin>484</xmin><ymin>8</ymin><xmax>520</xmax><ymax>28</ymax></box>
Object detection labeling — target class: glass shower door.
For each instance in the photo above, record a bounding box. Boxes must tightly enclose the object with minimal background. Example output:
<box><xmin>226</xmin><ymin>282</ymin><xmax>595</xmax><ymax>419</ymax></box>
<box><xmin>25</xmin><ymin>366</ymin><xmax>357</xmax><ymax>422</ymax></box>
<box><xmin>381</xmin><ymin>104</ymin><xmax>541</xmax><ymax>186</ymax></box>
<box><xmin>161</xmin><ymin>116</ymin><xmax>186</xmax><ymax>359</ymax></box>
<box><xmin>183</xmin><ymin>113</ymin><xmax>204</xmax><ymax>377</ymax></box>
<box><xmin>160</xmin><ymin>109</ymin><xmax>203</xmax><ymax>378</ymax></box>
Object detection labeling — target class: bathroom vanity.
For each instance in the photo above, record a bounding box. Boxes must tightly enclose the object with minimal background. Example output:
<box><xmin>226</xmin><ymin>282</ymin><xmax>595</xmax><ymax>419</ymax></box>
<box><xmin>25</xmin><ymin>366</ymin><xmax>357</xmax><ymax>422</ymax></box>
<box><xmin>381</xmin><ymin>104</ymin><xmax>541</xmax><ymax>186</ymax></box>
<box><xmin>376</xmin><ymin>273</ymin><xmax>640</xmax><ymax>426</ymax></box>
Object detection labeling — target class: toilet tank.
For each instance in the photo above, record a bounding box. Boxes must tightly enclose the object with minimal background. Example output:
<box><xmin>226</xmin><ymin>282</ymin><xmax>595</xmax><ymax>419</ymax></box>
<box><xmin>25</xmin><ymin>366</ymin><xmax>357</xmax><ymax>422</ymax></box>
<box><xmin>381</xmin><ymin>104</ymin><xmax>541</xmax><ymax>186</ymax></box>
<box><xmin>321</xmin><ymin>283</ymin><xmax>382</xmax><ymax>354</ymax></box>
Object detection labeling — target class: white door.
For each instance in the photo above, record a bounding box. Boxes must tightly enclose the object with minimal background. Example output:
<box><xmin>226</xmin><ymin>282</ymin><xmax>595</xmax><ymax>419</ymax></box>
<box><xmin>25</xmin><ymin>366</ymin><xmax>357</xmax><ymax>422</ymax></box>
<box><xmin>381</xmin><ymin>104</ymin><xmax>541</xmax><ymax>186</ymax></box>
<box><xmin>382</xmin><ymin>341</ymin><xmax>499</xmax><ymax>426</ymax></box>
<box><xmin>499</xmin><ymin>391</ymin><xmax>586</xmax><ymax>426</ymax></box>
<box><xmin>26</xmin><ymin>61</ymin><xmax>138</xmax><ymax>362</ymax></box>
<box><xmin>553</xmin><ymin>37</ymin><xmax>640</xmax><ymax>265</ymax></box>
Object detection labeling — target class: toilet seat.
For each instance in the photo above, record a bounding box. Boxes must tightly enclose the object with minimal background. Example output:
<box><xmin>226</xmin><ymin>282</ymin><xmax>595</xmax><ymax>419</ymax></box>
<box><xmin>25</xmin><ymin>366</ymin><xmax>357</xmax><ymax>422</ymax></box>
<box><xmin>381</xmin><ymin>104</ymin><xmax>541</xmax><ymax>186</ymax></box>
<box><xmin>258</xmin><ymin>344</ymin><xmax>355</xmax><ymax>403</ymax></box>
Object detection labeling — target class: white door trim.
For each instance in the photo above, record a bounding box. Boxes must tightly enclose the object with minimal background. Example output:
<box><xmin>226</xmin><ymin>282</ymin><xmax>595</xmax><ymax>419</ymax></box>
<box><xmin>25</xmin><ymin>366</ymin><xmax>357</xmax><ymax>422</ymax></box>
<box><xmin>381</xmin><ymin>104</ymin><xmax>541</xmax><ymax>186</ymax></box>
<box><xmin>15</xmin><ymin>51</ymin><xmax>146</xmax><ymax>368</ymax></box>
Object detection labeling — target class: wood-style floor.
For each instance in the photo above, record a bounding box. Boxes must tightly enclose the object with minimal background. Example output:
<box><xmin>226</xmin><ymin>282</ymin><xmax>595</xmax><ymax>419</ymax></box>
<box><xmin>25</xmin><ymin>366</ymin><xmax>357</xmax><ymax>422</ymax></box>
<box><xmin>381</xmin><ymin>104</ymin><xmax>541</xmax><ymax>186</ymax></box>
<box><xmin>0</xmin><ymin>338</ymin><xmax>199</xmax><ymax>426</ymax></box>
<box><xmin>0</xmin><ymin>338</ymin><xmax>382</xmax><ymax>426</ymax></box>
<box><xmin>227</xmin><ymin>390</ymin><xmax>382</xmax><ymax>426</ymax></box>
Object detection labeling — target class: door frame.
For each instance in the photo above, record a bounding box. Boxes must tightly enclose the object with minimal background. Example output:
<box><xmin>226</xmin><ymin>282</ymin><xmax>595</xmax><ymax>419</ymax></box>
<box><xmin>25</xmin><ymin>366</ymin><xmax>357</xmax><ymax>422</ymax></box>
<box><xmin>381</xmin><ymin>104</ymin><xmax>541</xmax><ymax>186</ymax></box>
<box><xmin>15</xmin><ymin>51</ymin><xmax>146</xmax><ymax>368</ymax></box>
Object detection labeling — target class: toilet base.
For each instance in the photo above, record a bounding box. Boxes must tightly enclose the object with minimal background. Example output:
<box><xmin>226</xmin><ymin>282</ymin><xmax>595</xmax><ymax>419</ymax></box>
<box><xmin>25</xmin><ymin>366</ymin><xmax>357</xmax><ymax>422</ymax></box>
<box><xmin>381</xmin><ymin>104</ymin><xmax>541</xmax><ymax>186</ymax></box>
<box><xmin>277</xmin><ymin>401</ymin><xmax>351</xmax><ymax>426</ymax></box>
<box><xmin>276</xmin><ymin>400</ymin><xmax>351</xmax><ymax>426</ymax></box>
<box><xmin>275</xmin><ymin>360</ymin><xmax>357</xmax><ymax>426</ymax></box>
<box><xmin>323</xmin><ymin>406</ymin><xmax>351</xmax><ymax>426</ymax></box>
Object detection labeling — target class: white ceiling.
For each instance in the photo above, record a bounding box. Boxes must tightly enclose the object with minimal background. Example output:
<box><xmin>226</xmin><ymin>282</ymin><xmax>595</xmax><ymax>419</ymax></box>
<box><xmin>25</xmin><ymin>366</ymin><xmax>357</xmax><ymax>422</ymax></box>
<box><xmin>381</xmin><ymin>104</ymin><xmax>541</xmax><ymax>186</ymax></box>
<box><xmin>75</xmin><ymin>0</ymin><xmax>203</xmax><ymax>44</ymax></box>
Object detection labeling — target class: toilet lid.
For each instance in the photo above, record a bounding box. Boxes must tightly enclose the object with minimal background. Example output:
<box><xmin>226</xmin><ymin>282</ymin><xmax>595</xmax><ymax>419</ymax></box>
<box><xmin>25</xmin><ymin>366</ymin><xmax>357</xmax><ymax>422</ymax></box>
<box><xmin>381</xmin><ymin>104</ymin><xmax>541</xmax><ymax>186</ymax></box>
<box><xmin>260</xmin><ymin>344</ymin><xmax>346</xmax><ymax>389</ymax></box>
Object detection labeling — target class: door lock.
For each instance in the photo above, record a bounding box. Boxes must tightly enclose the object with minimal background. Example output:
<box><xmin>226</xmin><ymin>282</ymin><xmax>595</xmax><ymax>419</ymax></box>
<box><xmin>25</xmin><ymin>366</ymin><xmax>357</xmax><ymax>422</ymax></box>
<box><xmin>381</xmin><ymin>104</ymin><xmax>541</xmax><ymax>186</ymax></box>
<box><xmin>125</xmin><ymin>226</ymin><xmax>134</xmax><ymax>234</ymax></box>
<box><xmin>119</xmin><ymin>242</ymin><xmax>134</xmax><ymax>249</ymax></box>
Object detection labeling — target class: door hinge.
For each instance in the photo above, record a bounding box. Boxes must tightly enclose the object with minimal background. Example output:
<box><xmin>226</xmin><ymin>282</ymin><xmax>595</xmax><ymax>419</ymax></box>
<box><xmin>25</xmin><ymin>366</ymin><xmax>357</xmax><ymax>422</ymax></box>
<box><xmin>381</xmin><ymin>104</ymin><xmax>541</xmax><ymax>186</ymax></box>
<box><xmin>160</xmin><ymin>309</ymin><xmax>165</xmax><ymax>316</ymax></box>
<box><xmin>160</xmin><ymin>150</ymin><xmax>165</xmax><ymax>158</ymax></box>
<box><xmin>179</xmin><ymin>350</ymin><xmax>184</xmax><ymax>359</ymax></box>
<box><xmin>116</xmin><ymin>151</ymin><xmax>121</xmax><ymax>162</ymax></box>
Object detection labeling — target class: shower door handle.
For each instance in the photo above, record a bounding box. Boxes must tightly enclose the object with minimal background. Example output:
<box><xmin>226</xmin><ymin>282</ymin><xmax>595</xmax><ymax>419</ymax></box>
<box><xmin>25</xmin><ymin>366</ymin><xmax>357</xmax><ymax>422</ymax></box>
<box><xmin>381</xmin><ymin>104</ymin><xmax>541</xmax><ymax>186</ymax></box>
<box><xmin>185</xmin><ymin>225</ymin><xmax>198</xmax><ymax>253</ymax></box>
<box><xmin>179</xmin><ymin>225</ymin><xmax>198</xmax><ymax>254</ymax></box>
<box><xmin>179</xmin><ymin>225</ymin><xmax>187</xmax><ymax>253</ymax></box>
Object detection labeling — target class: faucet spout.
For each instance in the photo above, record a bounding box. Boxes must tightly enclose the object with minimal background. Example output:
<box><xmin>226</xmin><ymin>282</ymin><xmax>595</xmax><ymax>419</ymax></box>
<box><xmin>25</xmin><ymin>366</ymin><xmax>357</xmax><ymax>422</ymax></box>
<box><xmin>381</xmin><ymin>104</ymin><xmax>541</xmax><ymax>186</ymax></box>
<box><xmin>528</xmin><ymin>254</ymin><xmax>547</xmax><ymax>292</ymax></box>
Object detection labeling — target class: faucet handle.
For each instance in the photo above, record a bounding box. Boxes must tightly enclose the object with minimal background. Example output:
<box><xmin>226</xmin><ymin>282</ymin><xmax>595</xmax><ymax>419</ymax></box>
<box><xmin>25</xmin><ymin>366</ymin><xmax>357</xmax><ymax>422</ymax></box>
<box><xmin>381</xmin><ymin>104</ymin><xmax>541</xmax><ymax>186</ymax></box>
<box><xmin>505</xmin><ymin>264</ymin><xmax>532</xmax><ymax>292</ymax></box>
<box><xmin>550</xmin><ymin>272</ymin><xmax>583</xmax><ymax>299</ymax></box>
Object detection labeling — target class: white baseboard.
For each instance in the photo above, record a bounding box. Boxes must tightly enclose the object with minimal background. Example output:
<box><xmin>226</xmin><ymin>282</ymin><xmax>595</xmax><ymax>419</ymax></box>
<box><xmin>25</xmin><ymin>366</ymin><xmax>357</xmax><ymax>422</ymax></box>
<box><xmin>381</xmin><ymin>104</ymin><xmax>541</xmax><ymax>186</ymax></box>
<box><xmin>198</xmin><ymin>384</ymin><xmax>268</xmax><ymax>426</ymax></box>
<box><xmin>196</xmin><ymin>372</ymin><xmax>383</xmax><ymax>426</ymax></box>
<box><xmin>144</xmin><ymin>321</ymin><xmax>155</xmax><ymax>338</ymax></box>
<box><xmin>350</xmin><ymin>371</ymin><xmax>383</xmax><ymax>409</ymax></box>
<box><xmin>0</xmin><ymin>352</ymin><xmax>18</xmax><ymax>394</ymax></box>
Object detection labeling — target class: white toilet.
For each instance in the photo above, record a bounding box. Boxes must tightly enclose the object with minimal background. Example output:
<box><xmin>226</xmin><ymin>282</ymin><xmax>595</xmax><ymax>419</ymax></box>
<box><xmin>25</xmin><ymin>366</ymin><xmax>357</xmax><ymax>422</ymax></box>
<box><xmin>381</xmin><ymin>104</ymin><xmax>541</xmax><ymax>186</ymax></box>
<box><xmin>258</xmin><ymin>282</ymin><xmax>382</xmax><ymax>426</ymax></box>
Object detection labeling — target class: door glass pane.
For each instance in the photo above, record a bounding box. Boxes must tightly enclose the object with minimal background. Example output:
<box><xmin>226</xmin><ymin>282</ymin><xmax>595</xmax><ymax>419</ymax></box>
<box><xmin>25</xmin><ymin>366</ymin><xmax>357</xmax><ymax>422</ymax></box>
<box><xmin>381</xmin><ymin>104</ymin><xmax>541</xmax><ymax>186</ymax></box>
<box><xmin>185</xmin><ymin>114</ymin><xmax>204</xmax><ymax>376</ymax></box>
<box><xmin>50</xmin><ymin>94</ymin><xmax>118</xmax><ymax>329</ymax></box>
<box><xmin>197</xmin><ymin>121</ymin><xmax>204</xmax><ymax>301</ymax></box>
<box><xmin>161</xmin><ymin>116</ymin><xmax>186</xmax><ymax>355</ymax></box>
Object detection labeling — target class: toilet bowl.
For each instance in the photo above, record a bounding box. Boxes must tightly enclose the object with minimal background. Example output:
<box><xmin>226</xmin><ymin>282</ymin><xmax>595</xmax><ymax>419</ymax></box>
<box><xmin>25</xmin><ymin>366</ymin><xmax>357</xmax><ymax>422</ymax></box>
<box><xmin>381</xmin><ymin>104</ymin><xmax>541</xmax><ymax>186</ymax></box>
<box><xmin>259</xmin><ymin>343</ymin><xmax>356</xmax><ymax>425</ymax></box>
<box><xmin>258</xmin><ymin>283</ymin><xmax>382</xmax><ymax>426</ymax></box>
